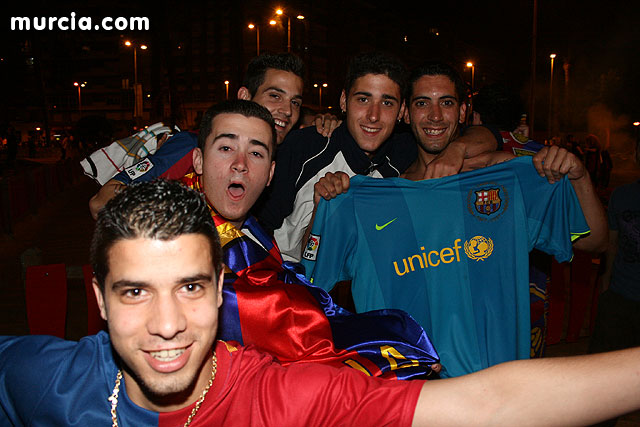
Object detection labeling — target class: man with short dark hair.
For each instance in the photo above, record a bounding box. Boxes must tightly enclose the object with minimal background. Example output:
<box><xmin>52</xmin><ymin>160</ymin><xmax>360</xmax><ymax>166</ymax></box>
<box><xmin>401</xmin><ymin>62</ymin><xmax>509</xmax><ymax>180</ymax></box>
<box><xmin>3</xmin><ymin>179</ymin><xmax>640</xmax><ymax>425</ymax></box>
<box><xmin>256</xmin><ymin>53</ymin><xmax>499</xmax><ymax>262</ymax></box>
<box><xmin>4</xmin><ymin>179</ymin><xmax>423</xmax><ymax>425</ymax></box>
<box><xmin>237</xmin><ymin>52</ymin><xmax>305</xmax><ymax>144</ymax></box>
<box><xmin>190</xmin><ymin>100</ymin><xmax>277</xmax><ymax>230</ymax></box>
<box><xmin>401</xmin><ymin>62</ymin><xmax>605</xmax><ymax>251</ymax></box>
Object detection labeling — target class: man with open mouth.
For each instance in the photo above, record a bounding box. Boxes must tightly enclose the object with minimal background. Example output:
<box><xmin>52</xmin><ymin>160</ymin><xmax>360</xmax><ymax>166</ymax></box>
<box><xmin>191</xmin><ymin>101</ymin><xmax>277</xmax><ymax>230</ymax></box>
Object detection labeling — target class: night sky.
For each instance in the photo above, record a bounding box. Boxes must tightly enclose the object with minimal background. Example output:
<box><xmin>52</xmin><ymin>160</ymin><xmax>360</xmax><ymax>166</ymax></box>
<box><xmin>2</xmin><ymin>0</ymin><xmax>639</xmax><ymax>148</ymax></box>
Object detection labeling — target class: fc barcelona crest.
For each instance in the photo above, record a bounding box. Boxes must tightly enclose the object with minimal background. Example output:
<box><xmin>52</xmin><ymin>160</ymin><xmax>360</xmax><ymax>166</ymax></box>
<box><xmin>467</xmin><ymin>182</ymin><xmax>508</xmax><ymax>222</ymax></box>
<box><xmin>474</xmin><ymin>188</ymin><xmax>501</xmax><ymax>215</ymax></box>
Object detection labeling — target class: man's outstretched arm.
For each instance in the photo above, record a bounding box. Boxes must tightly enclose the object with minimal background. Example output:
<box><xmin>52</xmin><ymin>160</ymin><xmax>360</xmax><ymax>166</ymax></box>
<box><xmin>424</xmin><ymin>126</ymin><xmax>499</xmax><ymax>179</ymax></box>
<box><xmin>413</xmin><ymin>347</ymin><xmax>640</xmax><ymax>426</ymax></box>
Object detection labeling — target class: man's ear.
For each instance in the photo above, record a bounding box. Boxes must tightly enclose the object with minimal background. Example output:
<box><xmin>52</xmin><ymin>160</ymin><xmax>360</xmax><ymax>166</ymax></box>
<box><xmin>237</xmin><ymin>87</ymin><xmax>251</xmax><ymax>101</ymax></box>
<box><xmin>266</xmin><ymin>160</ymin><xmax>275</xmax><ymax>187</ymax></box>
<box><xmin>339</xmin><ymin>90</ymin><xmax>347</xmax><ymax>113</ymax></box>
<box><xmin>403</xmin><ymin>104</ymin><xmax>411</xmax><ymax>124</ymax></box>
<box><xmin>216</xmin><ymin>268</ymin><xmax>224</xmax><ymax>308</ymax></box>
<box><xmin>459</xmin><ymin>102</ymin><xmax>468</xmax><ymax>124</ymax></box>
<box><xmin>193</xmin><ymin>147</ymin><xmax>204</xmax><ymax>175</ymax></box>
<box><xmin>92</xmin><ymin>279</ymin><xmax>107</xmax><ymax>321</ymax></box>
<box><xmin>397</xmin><ymin>101</ymin><xmax>406</xmax><ymax>123</ymax></box>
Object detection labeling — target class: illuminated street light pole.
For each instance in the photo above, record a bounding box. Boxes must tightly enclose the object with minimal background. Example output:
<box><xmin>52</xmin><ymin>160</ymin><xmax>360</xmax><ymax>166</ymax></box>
<box><xmin>224</xmin><ymin>80</ymin><xmax>230</xmax><ymax>100</ymax></box>
<box><xmin>124</xmin><ymin>41</ymin><xmax>148</xmax><ymax>86</ymax></box>
<box><xmin>314</xmin><ymin>83</ymin><xmax>328</xmax><ymax>107</ymax></box>
<box><xmin>275</xmin><ymin>9</ymin><xmax>290</xmax><ymax>53</ymax></box>
<box><xmin>73</xmin><ymin>81</ymin><xmax>86</xmax><ymax>113</ymax></box>
<box><xmin>248</xmin><ymin>23</ymin><xmax>260</xmax><ymax>55</ymax></box>
<box><xmin>548</xmin><ymin>53</ymin><xmax>556</xmax><ymax>139</ymax></box>
<box><xmin>273</xmin><ymin>8</ymin><xmax>304</xmax><ymax>52</ymax></box>
<box><xmin>466</xmin><ymin>62</ymin><xmax>475</xmax><ymax>92</ymax></box>
<box><xmin>124</xmin><ymin>40</ymin><xmax>148</xmax><ymax>123</ymax></box>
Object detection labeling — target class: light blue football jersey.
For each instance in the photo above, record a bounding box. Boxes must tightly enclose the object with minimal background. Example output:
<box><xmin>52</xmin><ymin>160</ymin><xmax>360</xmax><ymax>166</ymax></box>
<box><xmin>302</xmin><ymin>157</ymin><xmax>589</xmax><ymax>377</ymax></box>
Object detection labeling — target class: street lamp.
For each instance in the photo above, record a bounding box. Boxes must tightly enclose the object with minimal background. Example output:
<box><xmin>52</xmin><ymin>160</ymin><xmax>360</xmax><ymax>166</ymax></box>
<box><xmin>272</xmin><ymin>7</ymin><xmax>304</xmax><ymax>52</ymax></box>
<box><xmin>73</xmin><ymin>81</ymin><xmax>86</xmax><ymax>113</ymax></box>
<box><xmin>124</xmin><ymin>40</ymin><xmax>148</xmax><ymax>121</ymax></box>
<box><xmin>548</xmin><ymin>53</ymin><xmax>556</xmax><ymax>138</ymax></box>
<box><xmin>224</xmin><ymin>80</ymin><xmax>230</xmax><ymax>100</ymax></box>
<box><xmin>314</xmin><ymin>83</ymin><xmax>328</xmax><ymax>107</ymax></box>
<box><xmin>124</xmin><ymin>41</ymin><xmax>148</xmax><ymax>86</ymax></box>
<box><xmin>466</xmin><ymin>62</ymin><xmax>475</xmax><ymax>92</ymax></box>
<box><xmin>248</xmin><ymin>23</ymin><xmax>260</xmax><ymax>55</ymax></box>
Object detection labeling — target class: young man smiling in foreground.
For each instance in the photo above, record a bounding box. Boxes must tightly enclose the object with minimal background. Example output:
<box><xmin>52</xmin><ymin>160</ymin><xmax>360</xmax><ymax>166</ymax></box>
<box><xmin>2</xmin><ymin>179</ymin><xmax>640</xmax><ymax>426</ymax></box>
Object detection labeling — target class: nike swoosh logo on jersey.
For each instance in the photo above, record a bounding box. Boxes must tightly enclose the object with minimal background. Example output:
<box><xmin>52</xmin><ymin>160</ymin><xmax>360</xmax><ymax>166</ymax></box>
<box><xmin>375</xmin><ymin>218</ymin><xmax>397</xmax><ymax>231</ymax></box>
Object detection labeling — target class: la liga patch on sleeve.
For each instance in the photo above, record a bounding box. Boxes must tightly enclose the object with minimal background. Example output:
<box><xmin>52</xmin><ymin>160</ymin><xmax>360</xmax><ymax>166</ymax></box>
<box><xmin>302</xmin><ymin>234</ymin><xmax>321</xmax><ymax>261</ymax></box>
<box><xmin>125</xmin><ymin>158</ymin><xmax>154</xmax><ymax>180</ymax></box>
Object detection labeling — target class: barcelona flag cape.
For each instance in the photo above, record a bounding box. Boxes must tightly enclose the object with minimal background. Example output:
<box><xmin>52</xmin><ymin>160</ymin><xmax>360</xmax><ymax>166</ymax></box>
<box><xmin>181</xmin><ymin>173</ymin><xmax>439</xmax><ymax>379</ymax></box>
